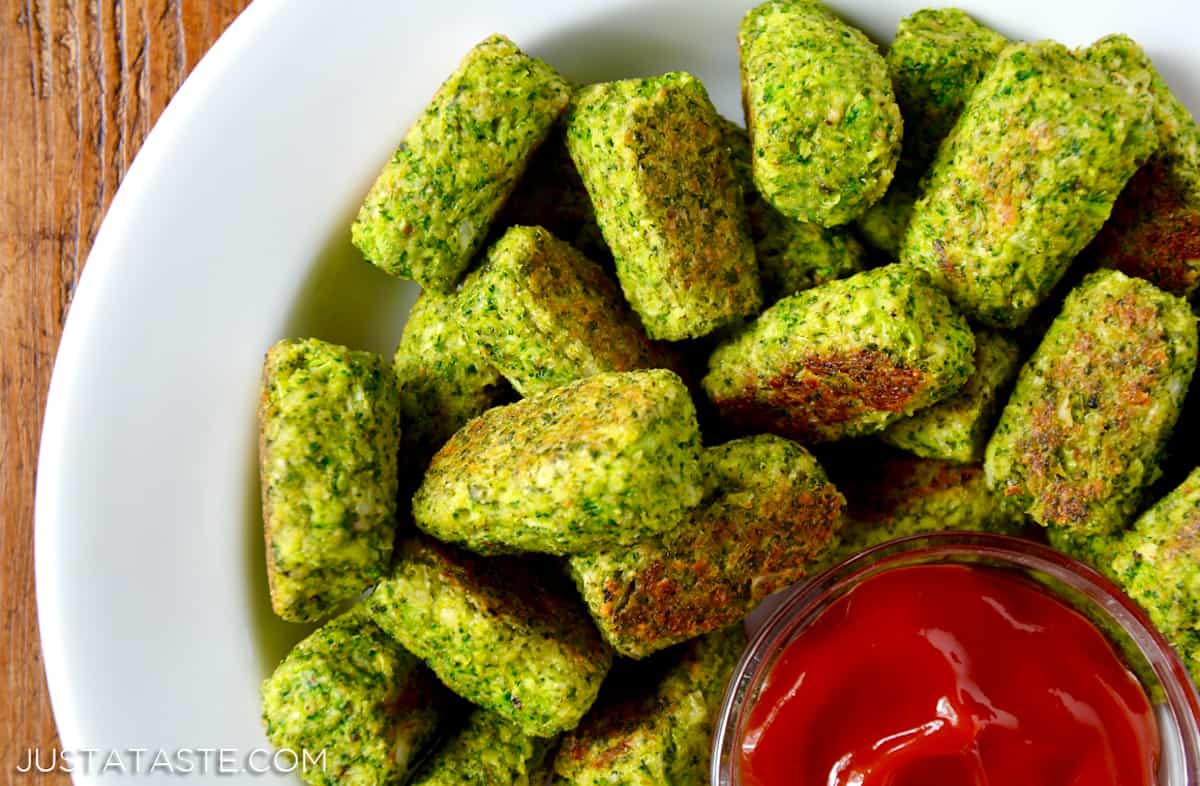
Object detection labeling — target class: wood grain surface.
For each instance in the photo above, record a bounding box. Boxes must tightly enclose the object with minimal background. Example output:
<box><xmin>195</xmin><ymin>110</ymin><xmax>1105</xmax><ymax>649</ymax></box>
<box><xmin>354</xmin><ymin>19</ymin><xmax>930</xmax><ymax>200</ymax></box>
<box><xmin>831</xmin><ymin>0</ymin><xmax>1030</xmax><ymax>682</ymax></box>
<box><xmin>1</xmin><ymin>1</ymin><xmax>250</xmax><ymax>778</ymax></box>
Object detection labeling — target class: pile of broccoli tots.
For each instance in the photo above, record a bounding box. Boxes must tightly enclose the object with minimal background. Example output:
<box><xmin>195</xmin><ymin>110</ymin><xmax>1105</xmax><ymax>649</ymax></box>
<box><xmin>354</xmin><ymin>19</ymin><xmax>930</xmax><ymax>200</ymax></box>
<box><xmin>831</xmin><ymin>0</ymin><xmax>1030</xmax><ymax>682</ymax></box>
<box><xmin>255</xmin><ymin>5</ymin><xmax>1200</xmax><ymax>784</ymax></box>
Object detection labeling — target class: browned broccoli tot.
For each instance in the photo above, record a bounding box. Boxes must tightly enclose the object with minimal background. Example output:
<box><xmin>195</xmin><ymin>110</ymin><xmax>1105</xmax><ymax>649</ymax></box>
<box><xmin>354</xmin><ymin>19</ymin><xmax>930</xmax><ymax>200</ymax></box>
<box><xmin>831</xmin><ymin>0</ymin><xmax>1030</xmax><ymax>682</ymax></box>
<box><xmin>703</xmin><ymin>265</ymin><xmax>975</xmax><ymax>443</ymax></box>
<box><xmin>1083</xmin><ymin>34</ymin><xmax>1200</xmax><ymax>300</ymax></box>
<box><xmin>986</xmin><ymin>270</ymin><xmax>1197</xmax><ymax>534</ymax></box>
<box><xmin>823</xmin><ymin>453</ymin><xmax>1025</xmax><ymax>568</ymax></box>
<box><xmin>565</xmin><ymin>72</ymin><xmax>760</xmax><ymax>340</ymax></box>
<box><xmin>569</xmin><ymin>434</ymin><xmax>844</xmax><ymax>658</ymax></box>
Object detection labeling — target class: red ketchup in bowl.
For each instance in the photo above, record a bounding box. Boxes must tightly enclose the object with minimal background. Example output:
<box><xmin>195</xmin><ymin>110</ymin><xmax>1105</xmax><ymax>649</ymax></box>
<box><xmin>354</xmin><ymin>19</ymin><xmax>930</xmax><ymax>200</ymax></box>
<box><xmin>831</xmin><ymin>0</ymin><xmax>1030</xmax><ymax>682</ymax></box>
<box><xmin>739</xmin><ymin>564</ymin><xmax>1159</xmax><ymax>786</ymax></box>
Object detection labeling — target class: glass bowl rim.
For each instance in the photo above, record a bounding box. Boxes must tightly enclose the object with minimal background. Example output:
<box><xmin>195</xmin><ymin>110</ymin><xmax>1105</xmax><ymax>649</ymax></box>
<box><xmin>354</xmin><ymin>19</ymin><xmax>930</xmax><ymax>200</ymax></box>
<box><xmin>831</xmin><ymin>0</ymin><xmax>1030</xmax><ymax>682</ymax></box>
<box><xmin>710</xmin><ymin>531</ymin><xmax>1200</xmax><ymax>786</ymax></box>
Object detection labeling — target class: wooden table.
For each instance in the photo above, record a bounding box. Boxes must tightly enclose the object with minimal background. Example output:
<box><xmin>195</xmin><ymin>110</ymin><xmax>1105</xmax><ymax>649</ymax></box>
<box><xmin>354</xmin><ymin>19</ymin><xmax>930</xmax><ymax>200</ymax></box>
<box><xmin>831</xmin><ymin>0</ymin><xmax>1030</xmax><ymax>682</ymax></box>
<box><xmin>1</xmin><ymin>1</ymin><xmax>251</xmax><ymax>776</ymax></box>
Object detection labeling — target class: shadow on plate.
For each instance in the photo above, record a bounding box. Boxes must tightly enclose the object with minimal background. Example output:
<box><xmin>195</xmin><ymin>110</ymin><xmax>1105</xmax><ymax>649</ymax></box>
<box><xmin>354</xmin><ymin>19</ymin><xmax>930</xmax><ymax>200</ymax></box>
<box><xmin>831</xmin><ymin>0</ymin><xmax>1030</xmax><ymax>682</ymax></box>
<box><xmin>529</xmin><ymin>0</ymin><xmax>745</xmax><ymax>114</ymax></box>
<box><xmin>246</xmin><ymin>224</ymin><xmax>417</xmax><ymax>676</ymax></box>
<box><xmin>279</xmin><ymin>220</ymin><xmax>418</xmax><ymax>355</ymax></box>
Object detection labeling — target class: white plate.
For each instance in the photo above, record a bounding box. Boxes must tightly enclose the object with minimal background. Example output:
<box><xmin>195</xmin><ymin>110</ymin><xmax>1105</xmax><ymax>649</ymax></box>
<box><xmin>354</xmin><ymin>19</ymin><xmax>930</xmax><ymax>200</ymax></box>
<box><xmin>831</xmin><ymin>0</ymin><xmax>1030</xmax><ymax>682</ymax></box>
<box><xmin>35</xmin><ymin>0</ymin><xmax>1200</xmax><ymax>783</ymax></box>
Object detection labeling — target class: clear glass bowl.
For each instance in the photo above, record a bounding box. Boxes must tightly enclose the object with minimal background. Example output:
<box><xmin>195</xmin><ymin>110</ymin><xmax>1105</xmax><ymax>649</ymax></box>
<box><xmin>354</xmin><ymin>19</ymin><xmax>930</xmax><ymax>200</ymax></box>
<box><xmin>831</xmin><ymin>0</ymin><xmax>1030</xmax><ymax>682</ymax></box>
<box><xmin>711</xmin><ymin>532</ymin><xmax>1200</xmax><ymax>785</ymax></box>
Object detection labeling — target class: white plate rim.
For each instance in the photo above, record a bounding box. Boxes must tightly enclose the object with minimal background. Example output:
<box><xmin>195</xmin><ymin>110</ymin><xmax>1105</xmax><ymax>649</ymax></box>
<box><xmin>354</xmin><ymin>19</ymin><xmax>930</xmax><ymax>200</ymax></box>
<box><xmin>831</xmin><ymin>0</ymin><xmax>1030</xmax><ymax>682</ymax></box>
<box><xmin>33</xmin><ymin>0</ymin><xmax>1200</xmax><ymax>782</ymax></box>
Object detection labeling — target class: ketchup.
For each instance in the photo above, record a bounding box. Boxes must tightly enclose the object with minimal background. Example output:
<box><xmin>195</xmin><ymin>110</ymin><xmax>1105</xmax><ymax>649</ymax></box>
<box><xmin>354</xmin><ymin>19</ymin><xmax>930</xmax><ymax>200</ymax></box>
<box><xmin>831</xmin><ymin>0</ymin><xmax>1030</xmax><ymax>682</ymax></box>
<box><xmin>740</xmin><ymin>564</ymin><xmax>1159</xmax><ymax>786</ymax></box>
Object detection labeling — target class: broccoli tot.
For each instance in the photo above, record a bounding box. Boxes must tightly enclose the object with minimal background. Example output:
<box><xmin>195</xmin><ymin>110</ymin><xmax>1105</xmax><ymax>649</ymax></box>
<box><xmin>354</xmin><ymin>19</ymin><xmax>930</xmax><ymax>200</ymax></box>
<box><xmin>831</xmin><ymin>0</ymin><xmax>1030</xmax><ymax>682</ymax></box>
<box><xmin>887</xmin><ymin>8</ymin><xmax>1009</xmax><ymax>168</ymax></box>
<box><xmin>703</xmin><ymin>265</ymin><xmax>976</xmax><ymax>443</ymax></box>
<box><xmin>261</xmin><ymin>611</ymin><xmax>454</xmax><ymax>786</ymax></box>
<box><xmin>456</xmin><ymin>225</ymin><xmax>670</xmax><ymax>397</ymax></box>
<box><xmin>1110</xmin><ymin>468</ymin><xmax>1200</xmax><ymax>681</ymax></box>
<box><xmin>352</xmin><ymin>35</ymin><xmax>571</xmax><ymax>292</ymax></box>
<box><xmin>901</xmin><ymin>41</ymin><xmax>1157</xmax><ymax>327</ymax></box>
<box><xmin>1083</xmin><ymin>34</ymin><xmax>1200</xmax><ymax>300</ymax></box>
<box><xmin>258</xmin><ymin>338</ymin><xmax>401</xmax><ymax>623</ymax></box>
<box><xmin>367</xmin><ymin>537</ymin><xmax>612</xmax><ymax>737</ymax></box>
<box><xmin>569</xmin><ymin>434</ymin><xmax>843</xmax><ymax>658</ymax></box>
<box><xmin>553</xmin><ymin>627</ymin><xmax>745</xmax><ymax>785</ymax></box>
<box><xmin>413</xmin><ymin>369</ymin><xmax>704</xmax><ymax>556</ymax></box>
<box><xmin>881</xmin><ymin>331</ymin><xmax>1022</xmax><ymax>464</ymax></box>
<box><xmin>1092</xmin><ymin>162</ymin><xmax>1200</xmax><ymax>300</ymax></box>
<box><xmin>498</xmin><ymin>129</ymin><xmax>607</xmax><ymax>262</ymax></box>
<box><xmin>739</xmin><ymin>0</ymin><xmax>902</xmax><ymax>227</ymax></box>
<box><xmin>856</xmin><ymin>8</ymin><xmax>1008</xmax><ymax>255</ymax></box>
<box><xmin>823</xmin><ymin>453</ymin><xmax>1025</xmax><ymax>569</ymax></box>
<box><xmin>720</xmin><ymin>118</ymin><xmax>866</xmax><ymax>303</ymax></box>
<box><xmin>565</xmin><ymin>72</ymin><xmax>760</xmax><ymax>340</ymax></box>
<box><xmin>1047</xmin><ymin>526</ymin><xmax>1122</xmax><ymax>578</ymax></box>
<box><xmin>986</xmin><ymin>270</ymin><xmax>1197</xmax><ymax>534</ymax></box>
<box><xmin>393</xmin><ymin>293</ymin><xmax>509</xmax><ymax>485</ymax></box>
<box><xmin>410</xmin><ymin>710</ymin><xmax>553</xmax><ymax>786</ymax></box>
<box><xmin>854</xmin><ymin>174</ymin><xmax>918</xmax><ymax>259</ymax></box>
